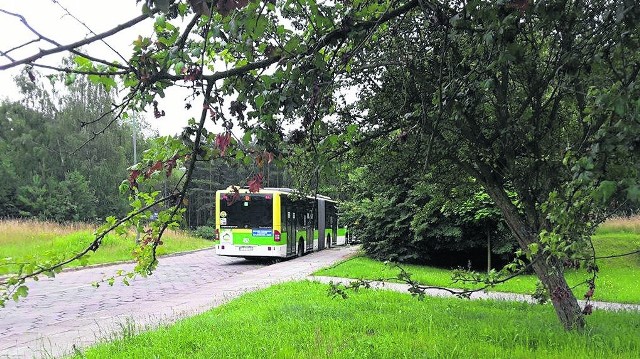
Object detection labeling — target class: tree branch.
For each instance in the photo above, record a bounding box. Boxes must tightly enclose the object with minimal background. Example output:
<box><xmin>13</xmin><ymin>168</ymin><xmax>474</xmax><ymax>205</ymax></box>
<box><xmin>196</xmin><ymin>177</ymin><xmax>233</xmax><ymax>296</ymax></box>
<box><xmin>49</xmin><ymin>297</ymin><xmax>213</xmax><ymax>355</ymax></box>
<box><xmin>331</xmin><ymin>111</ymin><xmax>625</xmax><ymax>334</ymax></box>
<box><xmin>330</xmin><ymin>257</ymin><xmax>540</xmax><ymax>301</ymax></box>
<box><xmin>52</xmin><ymin>0</ymin><xmax>131</xmax><ymax>67</ymax></box>
<box><xmin>0</xmin><ymin>10</ymin><xmax>157</xmax><ymax>70</ymax></box>
<box><xmin>0</xmin><ymin>9</ymin><xmax>62</xmax><ymax>47</ymax></box>
<box><xmin>149</xmin><ymin>0</ymin><xmax>424</xmax><ymax>87</ymax></box>
<box><xmin>149</xmin><ymin>80</ymin><xmax>214</xmax><ymax>266</ymax></box>
<box><xmin>28</xmin><ymin>62</ymin><xmax>128</xmax><ymax>76</ymax></box>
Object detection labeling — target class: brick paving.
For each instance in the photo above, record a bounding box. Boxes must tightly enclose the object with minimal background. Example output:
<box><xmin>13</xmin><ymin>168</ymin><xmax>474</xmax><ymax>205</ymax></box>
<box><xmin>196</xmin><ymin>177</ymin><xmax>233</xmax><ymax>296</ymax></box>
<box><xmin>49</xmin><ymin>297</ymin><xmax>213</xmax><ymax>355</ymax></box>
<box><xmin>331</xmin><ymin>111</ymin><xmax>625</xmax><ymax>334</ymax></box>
<box><xmin>0</xmin><ymin>245</ymin><xmax>360</xmax><ymax>358</ymax></box>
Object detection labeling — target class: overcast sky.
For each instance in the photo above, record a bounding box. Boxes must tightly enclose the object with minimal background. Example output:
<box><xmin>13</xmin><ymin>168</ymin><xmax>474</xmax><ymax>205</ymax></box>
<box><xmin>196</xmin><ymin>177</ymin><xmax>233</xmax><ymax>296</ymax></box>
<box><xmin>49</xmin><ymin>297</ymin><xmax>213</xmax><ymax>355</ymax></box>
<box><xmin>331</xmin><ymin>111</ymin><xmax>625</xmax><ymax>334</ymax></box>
<box><xmin>0</xmin><ymin>0</ymin><xmax>204</xmax><ymax>136</ymax></box>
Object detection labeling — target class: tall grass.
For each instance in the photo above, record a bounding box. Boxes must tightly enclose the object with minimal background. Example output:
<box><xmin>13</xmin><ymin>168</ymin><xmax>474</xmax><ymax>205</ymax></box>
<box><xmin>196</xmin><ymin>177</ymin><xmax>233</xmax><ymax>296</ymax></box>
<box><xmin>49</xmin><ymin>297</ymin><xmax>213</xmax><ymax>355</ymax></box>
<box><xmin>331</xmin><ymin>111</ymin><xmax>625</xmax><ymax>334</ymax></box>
<box><xmin>0</xmin><ymin>219</ymin><xmax>214</xmax><ymax>275</ymax></box>
<box><xmin>76</xmin><ymin>281</ymin><xmax>640</xmax><ymax>358</ymax></box>
<box><xmin>0</xmin><ymin>219</ymin><xmax>93</xmax><ymax>242</ymax></box>
<box><xmin>595</xmin><ymin>215</ymin><xmax>640</xmax><ymax>234</ymax></box>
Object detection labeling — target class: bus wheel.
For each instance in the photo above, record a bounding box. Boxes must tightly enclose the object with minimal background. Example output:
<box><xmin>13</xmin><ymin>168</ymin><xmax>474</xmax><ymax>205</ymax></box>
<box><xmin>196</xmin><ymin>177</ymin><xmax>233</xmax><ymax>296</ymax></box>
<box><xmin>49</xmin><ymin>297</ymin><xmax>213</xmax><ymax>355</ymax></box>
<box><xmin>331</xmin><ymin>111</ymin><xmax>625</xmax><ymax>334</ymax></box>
<box><xmin>297</xmin><ymin>238</ymin><xmax>304</xmax><ymax>257</ymax></box>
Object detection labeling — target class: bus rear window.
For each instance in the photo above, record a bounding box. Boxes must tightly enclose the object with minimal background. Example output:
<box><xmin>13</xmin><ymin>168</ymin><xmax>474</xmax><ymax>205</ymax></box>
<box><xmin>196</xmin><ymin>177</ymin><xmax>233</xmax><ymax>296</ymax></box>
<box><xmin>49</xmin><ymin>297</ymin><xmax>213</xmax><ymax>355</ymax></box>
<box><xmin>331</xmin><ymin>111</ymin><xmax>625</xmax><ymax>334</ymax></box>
<box><xmin>219</xmin><ymin>194</ymin><xmax>273</xmax><ymax>228</ymax></box>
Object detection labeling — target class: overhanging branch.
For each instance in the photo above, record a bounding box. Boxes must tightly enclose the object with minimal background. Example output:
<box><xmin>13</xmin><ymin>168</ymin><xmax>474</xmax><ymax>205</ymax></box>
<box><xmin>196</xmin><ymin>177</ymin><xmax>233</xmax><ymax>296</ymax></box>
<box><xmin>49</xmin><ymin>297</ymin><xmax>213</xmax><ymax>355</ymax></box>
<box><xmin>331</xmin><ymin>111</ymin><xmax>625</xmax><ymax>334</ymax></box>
<box><xmin>0</xmin><ymin>10</ymin><xmax>157</xmax><ymax>70</ymax></box>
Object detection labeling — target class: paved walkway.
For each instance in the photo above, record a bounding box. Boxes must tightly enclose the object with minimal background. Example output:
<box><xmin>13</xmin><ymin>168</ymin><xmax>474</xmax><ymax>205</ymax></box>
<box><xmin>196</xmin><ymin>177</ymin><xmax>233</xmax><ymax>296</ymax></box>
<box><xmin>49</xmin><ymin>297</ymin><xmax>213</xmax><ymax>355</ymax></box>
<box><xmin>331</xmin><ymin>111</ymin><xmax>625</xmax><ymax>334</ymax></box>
<box><xmin>0</xmin><ymin>245</ymin><xmax>360</xmax><ymax>358</ymax></box>
<box><xmin>309</xmin><ymin>276</ymin><xmax>640</xmax><ymax>312</ymax></box>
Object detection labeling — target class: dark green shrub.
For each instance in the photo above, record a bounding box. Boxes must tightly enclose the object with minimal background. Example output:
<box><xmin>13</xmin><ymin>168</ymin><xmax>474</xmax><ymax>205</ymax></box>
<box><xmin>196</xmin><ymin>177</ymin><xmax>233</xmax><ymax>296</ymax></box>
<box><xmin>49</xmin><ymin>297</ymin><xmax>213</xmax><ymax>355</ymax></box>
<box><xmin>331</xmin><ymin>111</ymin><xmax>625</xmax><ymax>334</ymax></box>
<box><xmin>344</xmin><ymin>180</ymin><xmax>516</xmax><ymax>270</ymax></box>
<box><xmin>192</xmin><ymin>226</ymin><xmax>217</xmax><ymax>240</ymax></box>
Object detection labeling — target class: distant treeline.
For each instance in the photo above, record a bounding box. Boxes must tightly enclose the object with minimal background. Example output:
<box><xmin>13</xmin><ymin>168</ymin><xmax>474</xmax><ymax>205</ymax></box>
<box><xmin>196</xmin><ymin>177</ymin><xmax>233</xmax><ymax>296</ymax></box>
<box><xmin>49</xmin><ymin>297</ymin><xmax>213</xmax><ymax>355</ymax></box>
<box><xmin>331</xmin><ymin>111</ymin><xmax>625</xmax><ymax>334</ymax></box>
<box><xmin>0</xmin><ymin>76</ymin><xmax>145</xmax><ymax>221</ymax></box>
<box><xmin>0</xmin><ymin>73</ymin><xmax>292</xmax><ymax>226</ymax></box>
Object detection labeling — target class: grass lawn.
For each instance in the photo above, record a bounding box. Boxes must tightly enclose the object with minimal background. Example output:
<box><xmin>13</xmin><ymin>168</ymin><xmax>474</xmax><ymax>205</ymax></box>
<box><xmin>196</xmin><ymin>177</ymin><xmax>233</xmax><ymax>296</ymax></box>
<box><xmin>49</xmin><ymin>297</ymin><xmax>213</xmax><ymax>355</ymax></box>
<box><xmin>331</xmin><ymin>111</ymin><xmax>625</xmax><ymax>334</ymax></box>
<box><xmin>76</xmin><ymin>281</ymin><xmax>640</xmax><ymax>358</ymax></box>
<box><xmin>0</xmin><ymin>219</ymin><xmax>215</xmax><ymax>275</ymax></box>
<box><xmin>316</xmin><ymin>219</ymin><xmax>640</xmax><ymax>304</ymax></box>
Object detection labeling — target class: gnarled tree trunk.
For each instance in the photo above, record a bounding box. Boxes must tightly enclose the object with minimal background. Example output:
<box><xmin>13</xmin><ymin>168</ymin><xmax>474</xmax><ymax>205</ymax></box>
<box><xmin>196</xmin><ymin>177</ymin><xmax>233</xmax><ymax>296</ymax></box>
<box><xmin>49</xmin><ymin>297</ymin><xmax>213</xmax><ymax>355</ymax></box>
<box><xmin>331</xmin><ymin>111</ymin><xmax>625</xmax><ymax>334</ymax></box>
<box><xmin>482</xmin><ymin>180</ymin><xmax>585</xmax><ymax>331</ymax></box>
<box><xmin>530</xmin><ymin>255</ymin><xmax>585</xmax><ymax>330</ymax></box>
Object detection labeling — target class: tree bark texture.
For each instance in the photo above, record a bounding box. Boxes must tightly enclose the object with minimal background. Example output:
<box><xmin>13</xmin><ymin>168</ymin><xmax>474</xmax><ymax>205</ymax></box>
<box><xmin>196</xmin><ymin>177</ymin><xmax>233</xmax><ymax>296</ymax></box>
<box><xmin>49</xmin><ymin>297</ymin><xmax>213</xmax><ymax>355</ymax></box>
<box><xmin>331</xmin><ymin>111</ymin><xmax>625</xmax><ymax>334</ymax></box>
<box><xmin>482</xmin><ymin>179</ymin><xmax>585</xmax><ymax>330</ymax></box>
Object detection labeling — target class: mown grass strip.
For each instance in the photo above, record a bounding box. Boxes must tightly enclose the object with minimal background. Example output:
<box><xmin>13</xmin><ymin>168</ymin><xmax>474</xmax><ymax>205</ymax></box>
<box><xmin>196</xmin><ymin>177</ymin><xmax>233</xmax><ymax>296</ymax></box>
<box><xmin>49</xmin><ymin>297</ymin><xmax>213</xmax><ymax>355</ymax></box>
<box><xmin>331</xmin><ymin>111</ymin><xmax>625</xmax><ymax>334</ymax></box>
<box><xmin>316</xmin><ymin>229</ymin><xmax>640</xmax><ymax>304</ymax></box>
<box><xmin>77</xmin><ymin>281</ymin><xmax>640</xmax><ymax>358</ymax></box>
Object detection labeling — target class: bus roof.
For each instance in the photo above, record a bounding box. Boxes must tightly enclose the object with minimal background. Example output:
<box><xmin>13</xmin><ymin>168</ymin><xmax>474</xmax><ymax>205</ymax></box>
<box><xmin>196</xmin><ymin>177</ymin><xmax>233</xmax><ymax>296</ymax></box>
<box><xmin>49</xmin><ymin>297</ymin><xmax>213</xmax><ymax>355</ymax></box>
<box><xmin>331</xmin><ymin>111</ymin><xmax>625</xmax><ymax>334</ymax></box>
<box><xmin>218</xmin><ymin>186</ymin><xmax>334</xmax><ymax>201</ymax></box>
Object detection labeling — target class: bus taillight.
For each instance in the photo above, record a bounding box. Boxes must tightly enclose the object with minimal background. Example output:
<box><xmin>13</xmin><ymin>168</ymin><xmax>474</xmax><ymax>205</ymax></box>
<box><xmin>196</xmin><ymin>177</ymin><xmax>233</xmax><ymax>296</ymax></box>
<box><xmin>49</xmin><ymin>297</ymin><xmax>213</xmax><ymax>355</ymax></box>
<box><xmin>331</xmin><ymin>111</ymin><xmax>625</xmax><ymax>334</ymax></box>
<box><xmin>274</xmin><ymin>230</ymin><xmax>281</xmax><ymax>242</ymax></box>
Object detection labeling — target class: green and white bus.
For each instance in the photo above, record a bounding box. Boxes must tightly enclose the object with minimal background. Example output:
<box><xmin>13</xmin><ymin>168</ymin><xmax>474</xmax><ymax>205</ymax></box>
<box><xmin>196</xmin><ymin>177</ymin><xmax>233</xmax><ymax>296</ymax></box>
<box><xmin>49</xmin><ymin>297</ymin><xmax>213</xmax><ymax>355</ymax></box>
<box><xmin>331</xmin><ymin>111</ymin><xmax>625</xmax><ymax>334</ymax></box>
<box><xmin>215</xmin><ymin>187</ymin><xmax>339</xmax><ymax>258</ymax></box>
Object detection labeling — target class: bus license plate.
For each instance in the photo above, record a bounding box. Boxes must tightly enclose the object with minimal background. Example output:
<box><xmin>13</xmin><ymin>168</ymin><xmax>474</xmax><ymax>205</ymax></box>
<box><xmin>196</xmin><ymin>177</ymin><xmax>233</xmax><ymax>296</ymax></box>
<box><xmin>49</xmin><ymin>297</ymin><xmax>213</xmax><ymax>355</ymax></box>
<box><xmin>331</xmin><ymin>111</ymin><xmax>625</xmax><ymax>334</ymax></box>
<box><xmin>239</xmin><ymin>246</ymin><xmax>253</xmax><ymax>251</ymax></box>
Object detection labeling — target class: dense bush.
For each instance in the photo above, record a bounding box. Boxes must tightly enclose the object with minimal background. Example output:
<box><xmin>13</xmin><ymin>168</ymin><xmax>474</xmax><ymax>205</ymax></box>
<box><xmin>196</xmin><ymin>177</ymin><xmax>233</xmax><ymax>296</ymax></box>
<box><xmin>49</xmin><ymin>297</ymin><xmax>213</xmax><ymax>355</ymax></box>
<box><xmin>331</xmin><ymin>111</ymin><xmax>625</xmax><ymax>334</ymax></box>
<box><xmin>192</xmin><ymin>226</ymin><xmax>217</xmax><ymax>240</ymax></box>
<box><xmin>343</xmin><ymin>178</ymin><xmax>516</xmax><ymax>270</ymax></box>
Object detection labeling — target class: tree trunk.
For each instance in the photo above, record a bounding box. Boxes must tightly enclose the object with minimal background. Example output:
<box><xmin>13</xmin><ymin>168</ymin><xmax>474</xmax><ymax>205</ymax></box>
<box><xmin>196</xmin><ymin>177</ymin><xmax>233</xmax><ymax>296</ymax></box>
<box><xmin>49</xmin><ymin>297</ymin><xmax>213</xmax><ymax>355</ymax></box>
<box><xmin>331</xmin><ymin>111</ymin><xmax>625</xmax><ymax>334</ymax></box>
<box><xmin>486</xmin><ymin>230</ymin><xmax>491</xmax><ymax>274</ymax></box>
<box><xmin>481</xmin><ymin>180</ymin><xmax>585</xmax><ymax>330</ymax></box>
<box><xmin>530</xmin><ymin>255</ymin><xmax>585</xmax><ymax>330</ymax></box>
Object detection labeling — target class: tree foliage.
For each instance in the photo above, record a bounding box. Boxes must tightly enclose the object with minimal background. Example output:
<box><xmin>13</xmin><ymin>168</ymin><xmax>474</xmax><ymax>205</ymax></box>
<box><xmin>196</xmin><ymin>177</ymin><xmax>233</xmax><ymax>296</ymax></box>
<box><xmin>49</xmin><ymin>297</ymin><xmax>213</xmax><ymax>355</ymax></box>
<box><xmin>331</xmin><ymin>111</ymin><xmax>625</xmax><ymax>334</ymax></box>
<box><xmin>0</xmin><ymin>75</ymin><xmax>146</xmax><ymax>221</ymax></box>
<box><xmin>340</xmin><ymin>136</ymin><xmax>515</xmax><ymax>268</ymax></box>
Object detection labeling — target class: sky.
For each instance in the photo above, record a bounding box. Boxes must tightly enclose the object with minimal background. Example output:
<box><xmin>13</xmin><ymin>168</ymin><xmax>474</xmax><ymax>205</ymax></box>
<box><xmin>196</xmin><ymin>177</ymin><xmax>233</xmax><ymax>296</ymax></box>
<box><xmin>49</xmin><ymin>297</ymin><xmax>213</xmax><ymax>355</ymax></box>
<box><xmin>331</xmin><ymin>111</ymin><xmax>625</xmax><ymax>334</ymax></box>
<box><xmin>0</xmin><ymin>0</ymin><xmax>204</xmax><ymax>136</ymax></box>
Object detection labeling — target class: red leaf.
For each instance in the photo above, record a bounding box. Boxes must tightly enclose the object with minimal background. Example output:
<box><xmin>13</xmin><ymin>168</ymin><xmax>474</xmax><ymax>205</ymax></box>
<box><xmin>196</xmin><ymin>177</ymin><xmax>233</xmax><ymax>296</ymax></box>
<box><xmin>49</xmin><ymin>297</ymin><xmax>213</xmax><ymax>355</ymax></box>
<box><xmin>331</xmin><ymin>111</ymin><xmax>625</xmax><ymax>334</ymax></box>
<box><xmin>264</xmin><ymin>151</ymin><xmax>274</xmax><ymax>164</ymax></box>
<box><xmin>164</xmin><ymin>156</ymin><xmax>178</xmax><ymax>177</ymax></box>
<box><xmin>188</xmin><ymin>0</ymin><xmax>210</xmax><ymax>16</ymax></box>
<box><xmin>215</xmin><ymin>132</ymin><xmax>232</xmax><ymax>156</ymax></box>
<box><xmin>128</xmin><ymin>170</ymin><xmax>141</xmax><ymax>188</ymax></box>
<box><xmin>216</xmin><ymin>0</ymin><xmax>250</xmax><ymax>16</ymax></box>
<box><xmin>506</xmin><ymin>0</ymin><xmax>529</xmax><ymax>12</ymax></box>
<box><xmin>208</xmin><ymin>105</ymin><xmax>218</xmax><ymax>121</ymax></box>
<box><xmin>145</xmin><ymin>160</ymin><xmax>164</xmax><ymax>179</ymax></box>
<box><xmin>153</xmin><ymin>101</ymin><xmax>166</xmax><ymax>118</ymax></box>
<box><xmin>584</xmin><ymin>288</ymin><xmax>594</xmax><ymax>299</ymax></box>
<box><xmin>225</xmin><ymin>186</ymin><xmax>241</xmax><ymax>206</ymax></box>
<box><xmin>247</xmin><ymin>173</ymin><xmax>263</xmax><ymax>193</ymax></box>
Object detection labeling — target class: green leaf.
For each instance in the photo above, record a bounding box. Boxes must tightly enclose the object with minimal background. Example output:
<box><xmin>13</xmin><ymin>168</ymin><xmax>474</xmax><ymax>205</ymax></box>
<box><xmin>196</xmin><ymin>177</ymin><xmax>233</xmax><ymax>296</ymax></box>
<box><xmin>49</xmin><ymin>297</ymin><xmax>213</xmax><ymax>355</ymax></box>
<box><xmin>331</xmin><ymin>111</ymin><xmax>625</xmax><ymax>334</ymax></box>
<box><xmin>12</xmin><ymin>285</ymin><xmax>29</xmax><ymax>301</ymax></box>
<box><xmin>255</xmin><ymin>95</ymin><xmax>265</xmax><ymax>110</ymax></box>
<box><xmin>87</xmin><ymin>75</ymin><xmax>117</xmax><ymax>91</ymax></box>
<box><xmin>483</xmin><ymin>31</ymin><xmax>494</xmax><ymax>45</ymax></box>
<box><xmin>73</xmin><ymin>56</ymin><xmax>92</xmax><ymax>69</ymax></box>
<box><xmin>284</xmin><ymin>37</ymin><xmax>301</xmax><ymax>53</ymax></box>
<box><xmin>174</xmin><ymin>61</ymin><xmax>185</xmax><ymax>75</ymax></box>
<box><xmin>235</xmin><ymin>59</ymin><xmax>249</xmax><ymax>68</ymax></box>
<box><xmin>614</xmin><ymin>98</ymin><xmax>626</xmax><ymax>116</ymax></box>
<box><xmin>65</xmin><ymin>73</ymin><xmax>77</xmax><ymax>86</ymax></box>
<box><xmin>253</xmin><ymin>17</ymin><xmax>267</xmax><ymax>39</ymax></box>
<box><xmin>242</xmin><ymin>131</ymin><xmax>253</xmax><ymax>144</ymax></box>
<box><xmin>528</xmin><ymin>243</ymin><xmax>539</xmax><ymax>256</ymax></box>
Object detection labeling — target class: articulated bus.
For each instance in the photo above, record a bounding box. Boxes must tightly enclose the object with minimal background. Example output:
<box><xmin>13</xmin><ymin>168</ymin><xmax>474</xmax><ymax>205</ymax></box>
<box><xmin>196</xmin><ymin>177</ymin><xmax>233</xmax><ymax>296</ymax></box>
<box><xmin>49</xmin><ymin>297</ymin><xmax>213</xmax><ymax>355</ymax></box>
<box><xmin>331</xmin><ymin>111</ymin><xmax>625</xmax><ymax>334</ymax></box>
<box><xmin>215</xmin><ymin>187</ymin><xmax>339</xmax><ymax>258</ymax></box>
